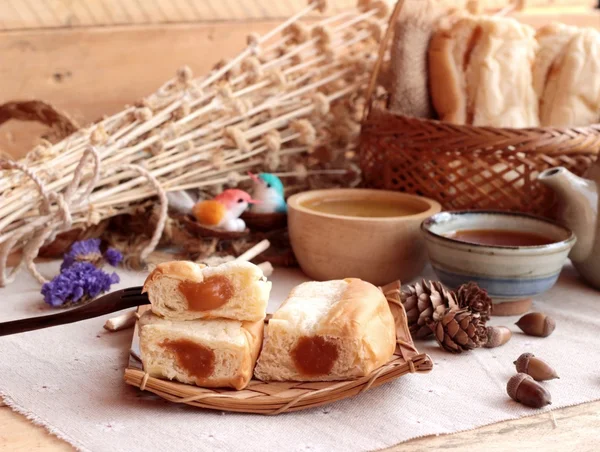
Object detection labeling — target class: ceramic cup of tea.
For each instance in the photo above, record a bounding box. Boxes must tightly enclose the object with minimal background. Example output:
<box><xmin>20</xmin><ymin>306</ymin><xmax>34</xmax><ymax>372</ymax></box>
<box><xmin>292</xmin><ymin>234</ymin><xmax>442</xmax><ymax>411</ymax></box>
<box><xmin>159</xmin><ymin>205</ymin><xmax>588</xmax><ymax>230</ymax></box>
<box><xmin>287</xmin><ymin>189</ymin><xmax>441</xmax><ymax>285</ymax></box>
<box><xmin>421</xmin><ymin>211</ymin><xmax>576</xmax><ymax>315</ymax></box>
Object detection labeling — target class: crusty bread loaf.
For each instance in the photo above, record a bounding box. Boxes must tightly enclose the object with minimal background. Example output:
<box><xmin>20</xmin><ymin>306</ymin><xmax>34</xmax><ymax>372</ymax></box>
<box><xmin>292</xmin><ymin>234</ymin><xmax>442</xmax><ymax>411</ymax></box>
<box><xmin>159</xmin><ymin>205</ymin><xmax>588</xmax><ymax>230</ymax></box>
<box><xmin>429</xmin><ymin>15</ymin><xmax>538</xmax><ymax>127</ymax></box>
<box><xmin>143</xmin><ymin>260</ymin><xmax>271</xmax><ymax>322</ymax></box>
<box><xmin>389</xmin><ymin>0</ymin><xmax>472</xmax><ymax>118</ymax></box>
<box><xmin>139</xmin><ymin>311</ymin><xmax>263</xmax><ymax>390</ymax></box>
<box><xmin>532</xmin><ymin>23</ymin><xmax>579</xmax><ymax>101</ymax></box>
<box><xmin>389</xmin><ymin>0</ymin><xmax>447</xmax><ymax>118</ymax></box>
<box><xmin>254</xmin><ymin>278</ymin><xmax>396</xmax><ymax>382</ymax></box>
<box><xmin>535</xmin><ymin>25</ymin><xmax>600</xmax><ymax>127</ymax></box>
<box><xmin>428</xmin><ymin>15</ymin><xmax>480</xmax><ymax>124</ymax></box>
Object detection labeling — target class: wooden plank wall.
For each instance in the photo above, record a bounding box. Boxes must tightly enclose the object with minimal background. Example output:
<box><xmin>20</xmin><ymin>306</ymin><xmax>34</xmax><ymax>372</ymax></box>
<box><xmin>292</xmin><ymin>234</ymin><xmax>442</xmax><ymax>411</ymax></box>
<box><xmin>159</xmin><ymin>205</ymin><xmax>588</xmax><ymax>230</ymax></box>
<box><xmin>1</xmin><ymin>1</ymin><xmax>599</xmax><ymax>157</ymax></box>
<box><xmin>1</xmin><ymin>0</ymin><xmax>596</xmax><ymax>29</ymax></box>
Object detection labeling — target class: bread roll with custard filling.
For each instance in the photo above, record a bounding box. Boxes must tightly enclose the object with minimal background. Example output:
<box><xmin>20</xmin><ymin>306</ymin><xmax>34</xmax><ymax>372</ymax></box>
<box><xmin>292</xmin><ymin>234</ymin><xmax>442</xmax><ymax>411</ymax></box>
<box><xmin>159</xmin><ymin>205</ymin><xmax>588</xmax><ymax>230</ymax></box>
<box><xmin>143</xmin><ymin>260</ymin><xmax>271</xmax><ymax>322</ymax></box>
<box><xmin>139</xmin><ymin>311</ymin><xmax>263</xmax><ymax>390</ymax></box>
<box><xmin>254</xmin><ymin>278</ymin><xmax>396</xmax><ymax>382</ymax></box>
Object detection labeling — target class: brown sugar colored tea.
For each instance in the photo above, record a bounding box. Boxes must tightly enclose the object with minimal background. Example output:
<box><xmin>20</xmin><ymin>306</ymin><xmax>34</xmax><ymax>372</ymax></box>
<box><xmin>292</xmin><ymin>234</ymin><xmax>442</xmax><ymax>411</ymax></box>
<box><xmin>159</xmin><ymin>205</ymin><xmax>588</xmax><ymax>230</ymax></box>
<box><xmin>445</xmin><ymin>229</ymin><xmax>555</xmax><ymax>247</ymax></box>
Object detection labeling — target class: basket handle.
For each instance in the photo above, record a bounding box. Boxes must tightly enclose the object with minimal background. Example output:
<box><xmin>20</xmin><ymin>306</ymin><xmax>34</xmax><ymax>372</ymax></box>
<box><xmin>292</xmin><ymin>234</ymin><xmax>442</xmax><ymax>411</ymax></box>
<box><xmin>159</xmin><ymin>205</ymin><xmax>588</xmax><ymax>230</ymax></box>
<box><xmin>0</xmin><ymin>100</ymin><xmax>78</xmax><ymax>142</ymax></box>
<box><xmin>362</xmin><ymin>0</ymin><xmax>406</xmax><ymax>121</ymax></box>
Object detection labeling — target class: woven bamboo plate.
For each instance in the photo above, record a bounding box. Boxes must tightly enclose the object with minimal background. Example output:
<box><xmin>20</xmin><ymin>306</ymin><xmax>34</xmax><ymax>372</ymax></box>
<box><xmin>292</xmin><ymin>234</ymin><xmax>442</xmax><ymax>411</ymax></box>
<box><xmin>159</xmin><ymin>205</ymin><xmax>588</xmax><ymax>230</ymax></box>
<box><xmin>124</xmin><ymin>281</ymin><xmax>433</xmax><ymax>414</ymax></box>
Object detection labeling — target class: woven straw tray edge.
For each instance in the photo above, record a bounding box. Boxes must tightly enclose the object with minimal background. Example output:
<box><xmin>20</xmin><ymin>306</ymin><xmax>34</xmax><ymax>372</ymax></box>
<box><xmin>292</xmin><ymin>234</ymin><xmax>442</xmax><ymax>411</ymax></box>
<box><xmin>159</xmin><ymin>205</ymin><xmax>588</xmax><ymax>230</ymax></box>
<box><xmin>123</xmin><ymin>284</ymin><xmax>433</xmax><ymax>415</ymax></box>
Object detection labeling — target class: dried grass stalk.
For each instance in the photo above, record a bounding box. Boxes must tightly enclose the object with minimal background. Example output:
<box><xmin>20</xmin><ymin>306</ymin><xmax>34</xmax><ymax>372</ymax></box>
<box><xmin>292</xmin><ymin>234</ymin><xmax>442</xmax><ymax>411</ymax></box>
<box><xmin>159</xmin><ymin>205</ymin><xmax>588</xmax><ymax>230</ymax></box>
<box><xmin>0</xmin><ymin>0</ymin><xmax>388</xmax><ymax>287</ymax></box>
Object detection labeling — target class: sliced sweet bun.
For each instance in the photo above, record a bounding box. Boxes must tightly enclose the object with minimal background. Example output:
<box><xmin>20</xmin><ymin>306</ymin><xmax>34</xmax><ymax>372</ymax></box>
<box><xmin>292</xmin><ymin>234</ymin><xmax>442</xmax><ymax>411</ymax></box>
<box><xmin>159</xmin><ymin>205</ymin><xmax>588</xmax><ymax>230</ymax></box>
<box><xmin>532</xmin><ymin>23</ymin><xmax>579</xmax><ymax>100</ymax></box>
<box><xmin>539</xmin><ymin>27</ymin><xmax>600</xmax><ymax>127</ymax></box>
<box><xmin>466</xmin><ymin>16</ymin><xmax>538</xmax><ymax>128</ymax></box>
<box><xmin>254</xmin><ymin>278</ymin><xmax>396</xmax><ymax>382</ymax></box>
<box><xmin>143</xmin><ymin>260</ymin><xmax>271</xmax><ymax>322</ymax></box>
<box><xmin>139</xmin><ymin>311</ymin><xmax>263</xmax><ymax>390</ymax></box>
<box><xmin>428</xmin><ymin>14</ymin><xmax>480</xmax><ymax>124</ymax></box>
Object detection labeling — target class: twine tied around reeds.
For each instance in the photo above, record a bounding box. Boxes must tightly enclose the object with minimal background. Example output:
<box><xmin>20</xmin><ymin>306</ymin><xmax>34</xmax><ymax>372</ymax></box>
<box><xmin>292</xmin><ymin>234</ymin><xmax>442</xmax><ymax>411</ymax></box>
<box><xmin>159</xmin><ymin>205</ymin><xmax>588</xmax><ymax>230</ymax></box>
<box><xmin>0</xmin><ymin>148</ymin><xmax>168</xmax><ymax>285</ymax></box>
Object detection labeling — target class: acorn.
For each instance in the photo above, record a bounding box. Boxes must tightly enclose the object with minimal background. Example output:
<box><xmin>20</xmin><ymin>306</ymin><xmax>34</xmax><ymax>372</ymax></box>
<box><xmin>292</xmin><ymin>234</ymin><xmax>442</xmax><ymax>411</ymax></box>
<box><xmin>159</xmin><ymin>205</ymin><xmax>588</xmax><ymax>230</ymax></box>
<box><xmin>514</xmin><ymin>353</ymin><xmax>559</xmax><ymax>381</ymax></box>
<box><xmin>515</xmin><ymin>312</ymin><xmax>555</xmax><ymax>337</ymax></box>
<box><xmin>484</xmin><ymin>326</ymin><xmax>512</xmax><ymax>348</ymax></box>
<box><xmin>507</xmin><ymin>373</ymin><xmax>552</xmax><ymax>408</ymax></box>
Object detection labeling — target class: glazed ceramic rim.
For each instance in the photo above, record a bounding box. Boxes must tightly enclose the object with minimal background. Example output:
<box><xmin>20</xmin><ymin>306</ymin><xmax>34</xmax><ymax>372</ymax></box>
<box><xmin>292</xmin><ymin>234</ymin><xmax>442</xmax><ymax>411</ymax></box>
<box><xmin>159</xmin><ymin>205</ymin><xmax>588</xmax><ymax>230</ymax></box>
<box><xmin>421</xmin><ymin>210</ymin><xmax>576</xmax><ymax>252</ymax></box>
<box><xmin>287</xmin><ymin>188</ymin><xmax>441</xmax><ymax>222</ymax></box>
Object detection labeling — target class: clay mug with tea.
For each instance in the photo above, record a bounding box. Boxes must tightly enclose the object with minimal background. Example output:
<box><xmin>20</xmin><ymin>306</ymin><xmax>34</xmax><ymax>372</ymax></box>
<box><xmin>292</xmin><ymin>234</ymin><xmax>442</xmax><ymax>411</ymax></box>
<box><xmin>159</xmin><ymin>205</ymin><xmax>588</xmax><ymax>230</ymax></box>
<box><xmin>287</xmin><ymin>189</ymin><xmax>441</xmax><ymax>285</ymax></box>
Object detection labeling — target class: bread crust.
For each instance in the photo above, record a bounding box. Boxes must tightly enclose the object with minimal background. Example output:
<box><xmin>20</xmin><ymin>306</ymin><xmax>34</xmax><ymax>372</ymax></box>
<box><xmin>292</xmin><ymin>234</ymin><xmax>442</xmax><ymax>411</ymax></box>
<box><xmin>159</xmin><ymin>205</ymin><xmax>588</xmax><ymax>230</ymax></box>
<box><xmin>254</xmin><ymin>278</ymin><xmax>396</xmax><ymax>382</ymax></box>
<box><xmin>143</xmin><ymin>261</ymin><xmax>206</xmax><ymax>289</ymax></box>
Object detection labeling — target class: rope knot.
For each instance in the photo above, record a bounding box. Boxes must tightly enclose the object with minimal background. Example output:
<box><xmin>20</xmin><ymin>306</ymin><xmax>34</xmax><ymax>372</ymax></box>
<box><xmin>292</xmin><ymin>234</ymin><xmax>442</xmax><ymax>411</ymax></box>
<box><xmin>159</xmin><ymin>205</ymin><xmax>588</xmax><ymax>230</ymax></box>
<box><xmin>246</xmin><ymin>33</ymin><xmax>262</xmax><ymax>56</ymax></box>
<box><xmin>284</xmin><ymin>23</ymin><xmax>310</xmax><ymax>44</ymax></box>
<box><xmin>364</xmin><ymin>19</ymin><xmax>384</xmax><ymax>42</ymax></box>
<box><xmin>312</xmin><ymin>0</ymin><xmax>327</xmax><ymax>13</ymax></box>
<box><xmin>268</xmin><ymin>69</ymin><xmax>287</xmax><ymax>89</ymax></box>
<box><xmin>291</xmin><ymin>120</ymin><xmax>316</xmax><ymax>146</ymax></box>
<box><xmin>311</xmin><ymin>93</ymin><xmax>330</xmax><ymax>116</ymax></box>
<box><xmin>293</xmin><ymin>163</ymin><xmax>308</xmax><ymax>180</ymax></box>
<box><xmin>217</xmin><ymin>84</ymin><xmax>234</xmax><ymax>101</ymax></box>
<box><xmin>176</xmin><ymin>66</ymin><xmax>193</xmax><ymax>84</ymax></box>
<box><xmin>223</xmin><ymin>127</ymin><xmax>251</xmax><ymax>153</ymax></box>
<box><xmin>90</xmin><ymin>125</ymin><xmax>108</xmax><ymax>145</ymax></box>
<box><xmin>371</xmin><ymin>0</ymin><xmax>389</xmax><ymax>18</ymax></box>
<box><xmin>264</xmin><ymin>130</ymin><xmax>282</xmax><ymax>154</ymax></box>
<box><xmin>211</xmin><ymin>149</ymin><xmax>225</xmax><ymax>170</ymax></box>
<box><xmin>242</xmin><ymin>57</ymin><xmax>264</xmax><ymax>84</ymax></box>
<box><xmin>134</xmin><ymin>107</ymin><xmax>153</xmax><ymax>122</ymax></box>
<box><xmin>311</xmin><ymin>25</ymin><xmax>332</xmax><ymax>46</ymax></box>
<box><xmin>87</xmin><ymin>204</ymin><xmax>102</xmax><ymax>226</ymax></box>
<box><xmin>225</xmin><ymin>171</ymin><xmax>242</xmax><ymax>187</ymax></box>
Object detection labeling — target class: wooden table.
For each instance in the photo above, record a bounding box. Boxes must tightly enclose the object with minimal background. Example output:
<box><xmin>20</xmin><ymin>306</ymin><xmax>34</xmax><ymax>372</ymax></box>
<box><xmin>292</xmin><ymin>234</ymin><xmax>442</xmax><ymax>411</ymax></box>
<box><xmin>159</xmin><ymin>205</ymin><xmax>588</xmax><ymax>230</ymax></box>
<box><xmin>1</xmin><ymin>2</ymin><xmax>599</xmax><ymax>450</ymax></box>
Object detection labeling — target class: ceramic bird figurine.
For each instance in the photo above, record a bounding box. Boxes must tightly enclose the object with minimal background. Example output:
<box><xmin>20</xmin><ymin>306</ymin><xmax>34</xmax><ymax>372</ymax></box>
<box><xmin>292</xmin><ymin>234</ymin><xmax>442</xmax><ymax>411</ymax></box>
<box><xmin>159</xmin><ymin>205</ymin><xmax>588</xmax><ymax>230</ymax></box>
<box><xmin>192</xmin><ymin>189</ymin><xmax>259</xmax><ymax>232</ymax></box>
<box><xmin>248</xmin><ymin>172</ymin><xmax>287</xmax><ymax>214</ymax></box>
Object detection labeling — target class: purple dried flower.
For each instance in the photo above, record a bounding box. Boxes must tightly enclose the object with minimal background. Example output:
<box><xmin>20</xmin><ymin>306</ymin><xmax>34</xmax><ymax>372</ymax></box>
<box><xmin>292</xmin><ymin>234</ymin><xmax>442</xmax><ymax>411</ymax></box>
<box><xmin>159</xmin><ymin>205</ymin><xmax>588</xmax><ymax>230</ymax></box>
<box><xmin>41</xmin><ymin>262</ymin><xmax>120</xmax><ymax>307</ymax></box>
<box><xmin>103</xmin><ymin>248</ymin><xmax>123</xmax><ymax>267</ymax></box>
<box><xmin>61</xmin><ymin>238</ymin><xmax>103</xmax><ymax>271</ymax></box>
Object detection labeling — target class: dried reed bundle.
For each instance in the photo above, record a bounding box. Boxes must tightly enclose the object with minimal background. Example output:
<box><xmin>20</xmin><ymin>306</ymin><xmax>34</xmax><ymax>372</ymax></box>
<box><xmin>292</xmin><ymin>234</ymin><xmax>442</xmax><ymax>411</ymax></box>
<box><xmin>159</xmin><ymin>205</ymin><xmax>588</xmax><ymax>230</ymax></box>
<box><xmin>0</xmin><ymin>0</ymin><xmax>390</xmax><ymax>287</ymax></box>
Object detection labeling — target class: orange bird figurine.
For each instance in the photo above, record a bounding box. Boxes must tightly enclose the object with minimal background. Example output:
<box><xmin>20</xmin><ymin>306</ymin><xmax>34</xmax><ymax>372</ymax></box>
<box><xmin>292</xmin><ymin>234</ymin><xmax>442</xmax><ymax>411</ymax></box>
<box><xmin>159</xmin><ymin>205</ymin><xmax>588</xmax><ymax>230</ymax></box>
<box><xmin>192</xmin><ymin>189</ymin><xmax>260</xmax><ymax>232</ymax></box>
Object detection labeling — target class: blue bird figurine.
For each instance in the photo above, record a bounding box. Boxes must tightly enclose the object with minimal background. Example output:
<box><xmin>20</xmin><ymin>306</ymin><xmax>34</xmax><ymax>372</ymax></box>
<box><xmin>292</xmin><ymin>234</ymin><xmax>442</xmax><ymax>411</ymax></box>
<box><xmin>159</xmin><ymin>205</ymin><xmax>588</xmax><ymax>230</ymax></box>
<box><xmin>248</xmin><ymin>172</ymin><xmax>287</xmax><ymax>214</ymax></box>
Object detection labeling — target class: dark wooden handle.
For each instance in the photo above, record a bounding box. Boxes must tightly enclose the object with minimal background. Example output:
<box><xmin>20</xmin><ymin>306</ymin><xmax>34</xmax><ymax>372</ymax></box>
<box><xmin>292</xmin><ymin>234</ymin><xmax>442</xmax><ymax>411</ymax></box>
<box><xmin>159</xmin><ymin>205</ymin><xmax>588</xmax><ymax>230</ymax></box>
<box><xmin>0</xmin><ymin>290</ymin><xmax>149</xmax><ymax>337</ymax></box>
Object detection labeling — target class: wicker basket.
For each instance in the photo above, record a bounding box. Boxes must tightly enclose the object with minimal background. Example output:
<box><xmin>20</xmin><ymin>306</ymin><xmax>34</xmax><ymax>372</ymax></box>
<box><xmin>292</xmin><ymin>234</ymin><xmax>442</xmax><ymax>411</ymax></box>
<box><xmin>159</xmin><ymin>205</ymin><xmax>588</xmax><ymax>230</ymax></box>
<box><xmin>358</xmin><ymin>0</ymin><xmax>600</xmax><ymax>218</ymax></box>
<box><xmin>124</xmin><ymin>282</ymin><xmax>433</xmax><ymax>415</ymax></box>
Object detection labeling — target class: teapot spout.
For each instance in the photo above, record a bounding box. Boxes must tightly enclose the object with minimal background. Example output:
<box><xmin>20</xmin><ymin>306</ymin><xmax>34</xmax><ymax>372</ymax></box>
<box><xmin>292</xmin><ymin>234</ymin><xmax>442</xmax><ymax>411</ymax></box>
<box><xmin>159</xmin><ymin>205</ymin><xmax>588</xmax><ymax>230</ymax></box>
<box><xmin>538</xmin><ymin>167</ymin><xmax>598</xmax><ymax>263</ymax></box>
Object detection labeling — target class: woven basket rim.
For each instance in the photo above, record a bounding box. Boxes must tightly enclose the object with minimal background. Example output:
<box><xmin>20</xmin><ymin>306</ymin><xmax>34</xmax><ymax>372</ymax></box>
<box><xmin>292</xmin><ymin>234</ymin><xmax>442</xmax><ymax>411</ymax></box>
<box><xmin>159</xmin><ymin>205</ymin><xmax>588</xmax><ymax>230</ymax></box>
<box><xmin>363</xmin><ymin>105</ymin><xmax>600</xmax><ymax>135</ymax></box>
<box><xmin>124</xmin><ymin>282</ymin><xmax>433</xmax><ymax>415</ymax></box>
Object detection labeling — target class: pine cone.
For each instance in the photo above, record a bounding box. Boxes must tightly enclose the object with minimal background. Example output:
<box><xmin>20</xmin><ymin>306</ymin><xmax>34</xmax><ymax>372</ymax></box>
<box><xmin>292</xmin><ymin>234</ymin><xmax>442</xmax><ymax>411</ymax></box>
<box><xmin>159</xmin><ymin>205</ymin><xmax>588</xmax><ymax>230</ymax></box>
<box><xmin>401</xmin><ymin>280</ymin><xmax>458</xmax><ymax>339</ymax></box>
<box><xmin>456</xmin><ymin>282</ymin><xmax>492</xmax><ymax>323</ymax></box>
<box><xmin>431</xmin><ymin>308</ymin><xmax>487</xmax><ymax>353</ymax></box>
